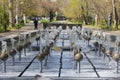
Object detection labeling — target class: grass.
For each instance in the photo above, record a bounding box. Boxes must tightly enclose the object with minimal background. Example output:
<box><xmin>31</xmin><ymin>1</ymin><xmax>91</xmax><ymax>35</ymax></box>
<box><xmin>86</xmin><ymin>25</ymin><xmax>101</xmax><ymax>29</ymax></box>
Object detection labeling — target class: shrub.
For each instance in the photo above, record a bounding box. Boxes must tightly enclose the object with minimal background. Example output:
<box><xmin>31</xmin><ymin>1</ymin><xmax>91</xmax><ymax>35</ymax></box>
<box><xmin>0</xmin><ymin>26</ymin><xmax>5</xmax><ymax>33</ymax></box>
<box><xmin>14</xmin><ymin>24</ymin><xmax>22</xmax><ymax>29</ymax></box>
<box><xmin>40</xmin><ymin>20</ymin><xmax>50</xmax><ymax>24</ymax></box>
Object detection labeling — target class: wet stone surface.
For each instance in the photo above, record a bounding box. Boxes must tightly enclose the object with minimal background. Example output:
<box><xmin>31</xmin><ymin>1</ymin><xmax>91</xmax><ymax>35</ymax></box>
<box><xmin>0</xmin><ymin>28</ymin><xmax>120</xmax><ymax>80</ymax></box>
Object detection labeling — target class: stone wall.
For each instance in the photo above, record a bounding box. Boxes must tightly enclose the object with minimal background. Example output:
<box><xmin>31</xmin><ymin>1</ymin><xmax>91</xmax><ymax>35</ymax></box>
<box><xmin>43</xmin><ymin>23</ymin><xmax>82</xmax><ymax>29</ymax></box>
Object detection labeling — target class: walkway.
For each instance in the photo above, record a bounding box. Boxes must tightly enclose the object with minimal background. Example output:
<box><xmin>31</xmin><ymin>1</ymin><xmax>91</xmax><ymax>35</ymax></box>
<box><xmin>0</xmin><ymin>22</ymin><xmax>42</xmax><ymax>41</ymax></box>
<box><xmin>84</xmin><ymin>25</ymin><xmax>120</xmax><ymax>37</ymax></box>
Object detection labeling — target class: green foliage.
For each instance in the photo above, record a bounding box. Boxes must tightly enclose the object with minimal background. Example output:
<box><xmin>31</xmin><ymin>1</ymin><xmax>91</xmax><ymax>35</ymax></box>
<box><xmin>100</xmin><ymin>25</ymin><xmax>108</xmax><ymax>29</ymax></box>
<box><xmin>7</xmin><ymin>23</ymin><xmax>23</xmax><ymax>31</ymax></box>
<box><xmin>118</xmin><ymin>25</ymin><xmax>120</xmax><ymax>30</ymax></box>
<box><xmin>63</xmin><ymin>0</ymin><xmax>81</xmax><ymax>21</ymax></box>
<box><xmin>0</xmin><ymin>26</ymin><xmax>5</xmax><ymax>33</ymax></box>
<box><xmin>26</xmin><ymin>19</ymin><xmax>30</xmax><ymax>23</ymax></box>
<box><xmin>8</xmin><ymin>6</ymin><xmax>12</xmax><ymax>11</ymax></box>
<box><xmin>3</xmin><ymin>12</ymin><xmax>9</xmax><ymax>25</ymax></box>
<box><xmin>62</xmin><ymin>0</ymin><xmax>91</xmax><ymax>24</ymax></box>
<box><xmin>99</xmin><ymin>20</ymin><xmax>107</xmax><ymax>28</ymax></box>
<box><xmin>67</xmin><ymin>20</ymin><xmax>82</xmax><ymax>24</ymax></box>
<box><xmin>14</xmin><ymin>24</ymin><xmax>22</xmax><ymax>29</ymax></box>
<box><xmin>40</xmin><ymin>20</ymin><xmax>50</xmax><ymax>24</ymax></box>
<box><xmin>108</xmin><ymin>24</ymin><xmax>120</xmax><ymax>31</ymax></box>
<box><xmin>0</xmin><ymin>14</ymin><xmax>9</xmax><ymax>32</ymax></box>
<box><xmin>0</xmin><ymin>5</ymin><xmax>9</xmax><ymax>31</ymax></box>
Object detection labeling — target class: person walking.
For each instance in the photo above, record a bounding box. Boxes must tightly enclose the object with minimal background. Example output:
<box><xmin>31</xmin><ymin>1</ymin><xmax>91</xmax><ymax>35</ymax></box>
<box><xmin>34</xmin><ymin>17</ymin><xmax>38</xmax><ymax>29</ymax></box>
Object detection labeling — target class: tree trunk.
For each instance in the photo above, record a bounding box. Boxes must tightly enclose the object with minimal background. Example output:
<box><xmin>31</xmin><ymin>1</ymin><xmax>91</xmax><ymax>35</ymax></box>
<box><xmin>16</xmin><ymin>0</ymin><xmax>19</xmax><ymax>24</ymax></box>
<box><xmin>85</xmin><ymin>0</ymin><xmax>89</xmax><ymax>25</ymax></box>
<box><xmin>9</xmin><ymin>0</ymin><xmax>14</xmax><ymax>27</ymax></box>
<box><xmin>112</xmin><ymin>0</ymin><xmax>118</xmax><ymax>29</ymax></box>
<box><xmin>23</xmin><ymin>14</ymin><xmax>26</xmax><ymax>24</ymax></box>
<box><xmin>81</xmin><ymin>5</ymin><xmax>88</xmax><ymax>25</ymax></box>
<box><xmin>50</xmin><ymin>11</ymin><xmax>53</xmax><ymax>22</ymax></box>
<box><xmin>95</xmin><ymin>14</ymin><xmax>98</xmax><ymax>26</ymax></box>
<box><xmin>83</xmin><ymin>14</ymin><xmax>88</xmax><ymax>25</ymax></box>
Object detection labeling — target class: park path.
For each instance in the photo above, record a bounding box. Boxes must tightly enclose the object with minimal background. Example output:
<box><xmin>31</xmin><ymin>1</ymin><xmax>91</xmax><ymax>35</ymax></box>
<box><xmin>0</xmin><ymin>22</ymin><xmax>42</xmax><ymax>41</ymax></box>
<box><xmin>84</xmin><ymin>25</ymin><xmax>120</xmax><ymax>37</ymax></box>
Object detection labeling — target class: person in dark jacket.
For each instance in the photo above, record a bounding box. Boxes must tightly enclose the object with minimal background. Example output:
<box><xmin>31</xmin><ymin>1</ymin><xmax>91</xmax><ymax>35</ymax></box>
<box><xmin>34</xmin><ymin>18</ymin><xmax>38</xmax><ymax>29</ymax></box>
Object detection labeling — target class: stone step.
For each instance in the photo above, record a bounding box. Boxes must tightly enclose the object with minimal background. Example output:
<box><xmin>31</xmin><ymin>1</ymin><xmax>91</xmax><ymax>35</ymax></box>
<box><xmin>52</xmin><ymin>77</ymin><xmax>120</xmax><ymax>80</ymax></box>
<box><xmin>0</xmin><ymin>76</ymin><xmax>119</xmax><ymax>80</ymax></box>
<box><xmin>0</xmin><ymin>77</ymin><xmax>51</xmax><ymax>80</ymax></box>
<box><xmin>0</xmin><ymin>77</ymin><xmax>34</xmax><ymax>80</ymax></box>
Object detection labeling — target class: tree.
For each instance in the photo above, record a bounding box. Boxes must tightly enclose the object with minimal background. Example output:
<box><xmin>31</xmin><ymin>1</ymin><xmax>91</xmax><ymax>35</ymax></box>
<box><xmin>91</xmin><ymin>0</ymin><xmax>112</xmax><ymax>26</ymax></box>
<box><xmin>40</xmin><ymin>0</ymin><xmax>60</xmax><ymax>22</ymax></box>
<box><xmin>112</xmin><ymin>0</ymin><xmax>118</xmax><ymax>29</ymax></box>
<box><xmin>9</xmin><ymin>0</ymin><xmax>14</xmax><ymax>27</ymax></box>
<box><xmin>62</xmin><ymin>0</ymin><xmax>82</xmax><ymax>22</ymax></box>
<box><xmin>62</xmin><ymin>0</ymin><xmax>93</xmax><ymax>24</ymax></box>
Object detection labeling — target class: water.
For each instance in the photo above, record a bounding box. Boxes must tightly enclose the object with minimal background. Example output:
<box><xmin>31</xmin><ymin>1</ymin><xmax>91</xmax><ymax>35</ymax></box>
<box><xmin>0</xmin><ymin>31</ymin><xmax>37</xmax><ymax>55</ymax></box>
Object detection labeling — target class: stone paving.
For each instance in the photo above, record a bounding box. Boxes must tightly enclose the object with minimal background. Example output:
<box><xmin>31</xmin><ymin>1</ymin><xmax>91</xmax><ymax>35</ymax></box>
<box><xmin>84</xmin><ymin>25</ymin><xmax>120</xmax><ymax>37</ymax></box>
<box><xmin>0</xmin><ymin>22</ymin><xmax>42</xmax><ymax>41</ymax></box>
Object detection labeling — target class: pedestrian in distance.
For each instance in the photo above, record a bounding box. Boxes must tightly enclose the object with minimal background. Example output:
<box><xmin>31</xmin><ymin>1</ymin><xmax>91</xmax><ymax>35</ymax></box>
<box><xmin>34</xmin><ymin>17</ymin><xmax>38</xmax><ymax>29</ymax></box>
